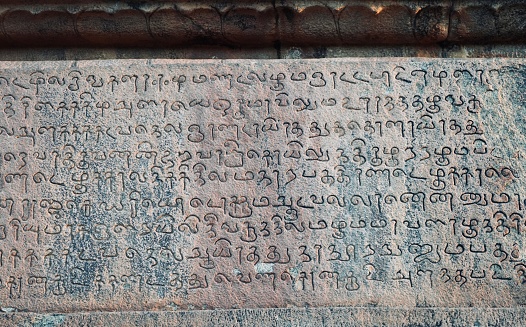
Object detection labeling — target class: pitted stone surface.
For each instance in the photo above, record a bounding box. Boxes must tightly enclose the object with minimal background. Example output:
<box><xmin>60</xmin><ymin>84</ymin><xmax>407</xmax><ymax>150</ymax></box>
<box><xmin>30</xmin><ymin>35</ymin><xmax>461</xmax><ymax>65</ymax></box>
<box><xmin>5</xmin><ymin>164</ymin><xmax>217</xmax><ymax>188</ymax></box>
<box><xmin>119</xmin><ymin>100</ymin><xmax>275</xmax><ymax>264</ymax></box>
<box><xmin>1</xmin><ymin>307</ymin><xmax>526</xmax><ymax>327</ymax></box>
<box><xmin>0</xmin><ymin>58</ymin><xmax>524</xmax><ymax>312</ymax></box>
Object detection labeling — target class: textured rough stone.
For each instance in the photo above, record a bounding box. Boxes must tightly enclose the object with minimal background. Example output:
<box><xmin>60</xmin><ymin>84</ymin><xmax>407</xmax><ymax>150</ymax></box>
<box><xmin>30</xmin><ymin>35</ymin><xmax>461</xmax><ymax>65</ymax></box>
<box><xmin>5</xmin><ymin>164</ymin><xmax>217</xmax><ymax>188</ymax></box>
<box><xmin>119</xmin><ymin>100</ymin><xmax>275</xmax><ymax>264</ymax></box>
<box><xmin>4</xmin><ymin>0</ymin><xmax>526</xmax><ymax>48</ymax></box>
<box><xmin>3</xmin><ymin>1</ymin><xmax>526</xmax><ymax>53</ymax></box>
<box><xmin>0</xmin><ymin>59</ymin><xmax>524</xmax><ymax>316</ymax></box>
<box><xmin>1</xmin><ymin>307</ymin><xmax>525</xmax><ymax>327</ymax></box>
<box><xmin>449</xmin><ymin>0</ymin><xmax>526</xmax><ymax>43</ymax></box>
<box><xmin>6</xmin><ymin>44</ymin><xmax>526</xmax><ymax>62</ymax></box>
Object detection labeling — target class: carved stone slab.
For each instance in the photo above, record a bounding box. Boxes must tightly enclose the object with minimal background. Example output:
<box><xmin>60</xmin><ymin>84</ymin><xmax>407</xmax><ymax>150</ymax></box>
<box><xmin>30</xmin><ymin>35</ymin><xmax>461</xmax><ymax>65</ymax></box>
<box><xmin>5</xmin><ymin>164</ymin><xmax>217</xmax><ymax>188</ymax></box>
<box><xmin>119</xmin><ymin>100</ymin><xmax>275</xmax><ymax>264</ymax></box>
<box><xmin>0</xmin><ymin>58</ymin><xmax>524</xmax><ymax>312</ymax></box>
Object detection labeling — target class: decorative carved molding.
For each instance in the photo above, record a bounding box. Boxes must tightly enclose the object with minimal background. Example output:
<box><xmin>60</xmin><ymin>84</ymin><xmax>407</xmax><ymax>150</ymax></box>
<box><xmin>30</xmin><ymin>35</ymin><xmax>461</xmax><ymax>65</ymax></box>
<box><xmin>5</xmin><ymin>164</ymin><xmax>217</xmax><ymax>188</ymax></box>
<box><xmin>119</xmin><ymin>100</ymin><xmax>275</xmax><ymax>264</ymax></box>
<box><xmin>0</xmin><ymin>1</ymin><xmax>524</xmax><ymax>47</ymax></box>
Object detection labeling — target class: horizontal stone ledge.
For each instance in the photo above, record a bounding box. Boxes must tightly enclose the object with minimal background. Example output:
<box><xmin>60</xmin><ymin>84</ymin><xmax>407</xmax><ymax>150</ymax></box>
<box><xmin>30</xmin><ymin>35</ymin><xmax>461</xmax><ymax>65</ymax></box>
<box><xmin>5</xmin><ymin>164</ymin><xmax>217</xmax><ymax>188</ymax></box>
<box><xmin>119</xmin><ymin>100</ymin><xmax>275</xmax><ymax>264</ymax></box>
<box><xmin>0</xmin><ymin>1</ymin><xmax>525</xmax><ymax>48</ymax></box>
<box><xmin>0</xmin><ymin>307</ymin><xmax>524</xmax><ymax>327</ymax></box>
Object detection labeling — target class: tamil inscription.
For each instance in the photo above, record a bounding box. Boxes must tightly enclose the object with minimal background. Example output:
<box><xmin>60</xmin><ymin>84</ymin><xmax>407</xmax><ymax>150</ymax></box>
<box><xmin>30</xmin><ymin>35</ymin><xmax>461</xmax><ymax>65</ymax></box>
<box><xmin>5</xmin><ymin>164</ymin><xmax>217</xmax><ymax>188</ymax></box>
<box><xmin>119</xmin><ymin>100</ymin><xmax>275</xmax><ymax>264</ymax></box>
<box><xmin>0</xmin><ymin>59</ymin><xmax>524</xmax><ymax>311</ymax></box>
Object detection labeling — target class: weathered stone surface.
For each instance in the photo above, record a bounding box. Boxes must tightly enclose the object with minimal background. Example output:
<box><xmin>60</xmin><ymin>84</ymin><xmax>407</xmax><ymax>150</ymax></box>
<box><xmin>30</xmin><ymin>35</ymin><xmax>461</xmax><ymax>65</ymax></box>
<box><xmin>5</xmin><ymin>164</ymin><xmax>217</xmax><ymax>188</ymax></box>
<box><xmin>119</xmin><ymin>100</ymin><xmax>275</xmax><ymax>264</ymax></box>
<box><xmin>1</xmin><ymin>307</ymin><xmax>526</xmax><ymax>327</ymax></box>
<box><xmin>0</xmin><ymin>1</ymin><xmax>451</xmax><ymax>47</ymax></box>
<box><xmin>7</xmin><ymin>0</ymin><xmax>526</xmax><ymax>48</ymax></box>
<box><xmin>5</xmin><ymin>44</ymin><xmax>526</xmax><ymax>62</ymax></box>
<box><xmin>0</xmin><ymin>58</ymin><xmax>524</xmax><ymax>314</ymax></box>
<box><xmin>449</xmin><ymin>0</ymin><xmax>526</xmax><ymax>44</ymax></box>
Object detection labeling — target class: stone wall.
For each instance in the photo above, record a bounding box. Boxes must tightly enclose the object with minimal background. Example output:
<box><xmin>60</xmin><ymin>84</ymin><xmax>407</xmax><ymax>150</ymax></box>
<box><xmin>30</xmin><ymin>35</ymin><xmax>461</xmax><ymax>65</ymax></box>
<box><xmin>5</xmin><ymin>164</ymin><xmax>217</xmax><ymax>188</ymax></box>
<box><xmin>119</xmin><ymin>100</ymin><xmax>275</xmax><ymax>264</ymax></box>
<box><xmin>0</xmin><ymin>1</ymin><xmax>525</xmax><ymax>327</ymax></box>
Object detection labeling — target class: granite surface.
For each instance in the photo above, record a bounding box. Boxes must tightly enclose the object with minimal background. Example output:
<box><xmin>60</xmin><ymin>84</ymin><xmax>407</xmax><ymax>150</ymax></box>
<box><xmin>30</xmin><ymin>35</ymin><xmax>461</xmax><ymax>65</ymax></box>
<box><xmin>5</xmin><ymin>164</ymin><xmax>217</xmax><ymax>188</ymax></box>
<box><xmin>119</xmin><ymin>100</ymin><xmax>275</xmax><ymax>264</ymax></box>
<box><xmin>0</xmin><ymin>58</ymin><xmax>524</xmax><ymax>321</ymax></box>
<box><xmin>1</xmin><ymin>307</ymin><xmax>525</xmax><ymax>327</ymax></box>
